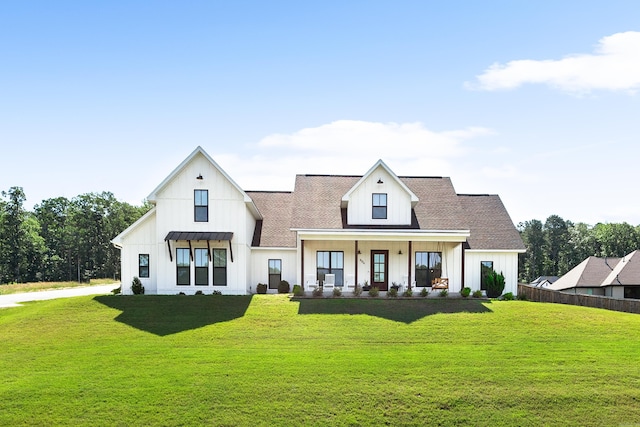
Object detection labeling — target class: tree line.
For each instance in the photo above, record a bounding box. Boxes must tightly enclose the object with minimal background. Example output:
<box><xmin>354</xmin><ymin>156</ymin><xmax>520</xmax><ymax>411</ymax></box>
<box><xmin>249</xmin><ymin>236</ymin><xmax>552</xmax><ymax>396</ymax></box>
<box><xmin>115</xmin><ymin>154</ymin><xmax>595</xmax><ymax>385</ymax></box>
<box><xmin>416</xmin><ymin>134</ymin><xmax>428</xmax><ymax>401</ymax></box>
<box><xmin>0</xmin><ymin>187</ymin><xmax>150</xmax><ymax>284</ymax></box>
<box><xmin>518</xmin><ymin>215</ymin><xmax>640</xmax><ymax>283</ymax></box>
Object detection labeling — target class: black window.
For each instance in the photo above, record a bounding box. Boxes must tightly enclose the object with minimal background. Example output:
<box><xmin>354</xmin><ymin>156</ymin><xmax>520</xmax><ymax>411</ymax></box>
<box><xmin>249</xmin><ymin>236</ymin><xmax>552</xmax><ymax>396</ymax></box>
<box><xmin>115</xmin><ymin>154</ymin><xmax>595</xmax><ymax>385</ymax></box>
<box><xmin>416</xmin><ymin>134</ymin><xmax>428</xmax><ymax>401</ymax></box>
<box><xmin>213</xmin><ymin>249</ymin><xmax>227</xmax><ymax>286</ymax></box>
<box><xmin>624</xmin><ymin>287</ymin><xmax>640</xmax><ymax>299</ymax></box>
<box><xmin>138</xmin><ymin>254</ymin><xmax>149</xmax><ymax>278</ymax></box>
<box><xmin>194</xmin><ymin>189</ymin><xmax>208</xmax><ymax>222</ymax></box>
<box><xmin>268</xmin><ymin>259</ymin><xmax>282</xmax><ymax>289</ymax></box>
<box><xmin>372</xmin><ymin>193</ymin><xmax>387</xmax><ymax>219</ymax></box>
<box><xmin>177</xmin><ymin>248</ymin><xmax>190</xmax><ymax>286</ymax></box>
<box><xmin>415</xmin><ymin>252</ymin><xmax>442</xmax><ymax>287</ymax></box>
<box><xmin>195</xmin><ymin>249</ymin><xmax>209</xmax><ymax>286</ymax></box>
<box><xmin>480</xmin><ymin>261</ymin><xmax>494</xmax><ymax>291</ymax></box>
<box><xmin>317</xmin><ymin>251</ymin><xmax>344</xmax><ymax>286</ymax></box>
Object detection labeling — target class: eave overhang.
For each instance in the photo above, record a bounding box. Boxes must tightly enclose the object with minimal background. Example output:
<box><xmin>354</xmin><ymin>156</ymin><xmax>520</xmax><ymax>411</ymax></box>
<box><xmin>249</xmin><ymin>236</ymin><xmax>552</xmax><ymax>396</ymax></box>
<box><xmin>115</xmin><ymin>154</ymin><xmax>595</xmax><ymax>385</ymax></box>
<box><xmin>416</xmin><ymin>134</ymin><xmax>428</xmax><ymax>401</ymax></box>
<box><xmin>293</xmin><ymin>228</ymin><xmax>470</xmax><ymax>242</ymax></box>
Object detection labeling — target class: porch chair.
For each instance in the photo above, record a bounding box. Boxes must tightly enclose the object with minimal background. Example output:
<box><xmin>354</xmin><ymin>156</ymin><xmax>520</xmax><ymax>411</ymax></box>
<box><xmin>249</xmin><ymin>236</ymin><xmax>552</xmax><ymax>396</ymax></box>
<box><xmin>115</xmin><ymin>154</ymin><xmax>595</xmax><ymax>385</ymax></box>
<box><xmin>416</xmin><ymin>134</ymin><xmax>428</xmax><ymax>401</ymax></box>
<box><xmin>345</xmin><ymin>274</ymin><xmax>356</xmax><ymax>292</ymax></box>
<box><xmin>323</xmin><ymin>274</ymin><xmax>336</xmax><ymax>293</ymax></box>
<box><xmin>305</xmin><ymin>274</ymin><xmax>319</xmax><ymax>292</ymax></box>
<box><xmin>431</xmin><ymin>278</ymin><xmax>449</xmax><ymax>291</ymax></box>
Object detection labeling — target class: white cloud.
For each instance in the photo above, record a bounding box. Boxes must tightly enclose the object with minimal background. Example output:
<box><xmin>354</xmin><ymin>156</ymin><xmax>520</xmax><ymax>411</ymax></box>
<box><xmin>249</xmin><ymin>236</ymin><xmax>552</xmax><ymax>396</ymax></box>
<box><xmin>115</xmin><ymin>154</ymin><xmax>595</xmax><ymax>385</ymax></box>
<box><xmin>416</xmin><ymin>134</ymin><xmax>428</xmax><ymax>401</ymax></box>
<box><xmin>214</xmin><ymin>120</ymin><xmax>493</xmax><ymax>191</ymax></box>
<box><xmin>468</xmin><ymin>31</ymin><xmax>640</xmax><ymax>94</ymax></box>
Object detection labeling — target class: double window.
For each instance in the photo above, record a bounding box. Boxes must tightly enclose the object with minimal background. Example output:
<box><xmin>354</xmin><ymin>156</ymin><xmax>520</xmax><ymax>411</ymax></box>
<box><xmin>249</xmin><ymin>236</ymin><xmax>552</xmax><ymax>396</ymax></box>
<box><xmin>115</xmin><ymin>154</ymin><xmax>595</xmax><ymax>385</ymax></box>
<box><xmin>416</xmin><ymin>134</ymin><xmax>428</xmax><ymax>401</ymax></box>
<box><xmin>317</xmin><ymin>251</ymin><xmax>344</xmax><ymax>286</ymax></box>
<box><xmin>268</xmin><ymin>259</ymin><xmax>282</xmax><ymax>289</ymax></box>
<box><xmin>415</xmin><ymin>252</ymin><xmax>442</xmax><ymax>287</ymax></box>
<box><xmin>176</xmin><ymin>247</ymin><xmax>227</xmax><ymax>286</ymax></box>
<box><xmin>138</xmin><ymin>254</ymin><xmax>149</xmax><ymax>278</ymax></box>
<box><xmin>480</xmin><ymin>261</ymin><xmax>494</xmax><ymax>290</ymax></box>
<box><xmin>372</xmin><ymin>193</ymin><xmax>387</xmax><ymax>219</ymax></box>
<box><xmin>194</xmin><ymin>189</ymin><xmax>208</xmax><ymax>222</ymax></box>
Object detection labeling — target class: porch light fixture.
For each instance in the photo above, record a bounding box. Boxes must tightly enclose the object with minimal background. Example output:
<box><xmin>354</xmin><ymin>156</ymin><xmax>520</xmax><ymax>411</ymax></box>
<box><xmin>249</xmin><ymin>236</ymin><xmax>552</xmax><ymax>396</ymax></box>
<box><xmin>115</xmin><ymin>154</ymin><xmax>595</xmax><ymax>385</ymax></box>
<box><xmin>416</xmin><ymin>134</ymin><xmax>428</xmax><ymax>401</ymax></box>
<box><xmin>357</xmin><ymin>250</ymin><xmax>362</xmax><ymax>254</ymax></box>
<box><xmin>196</xmin><ymin>174</ymin><xmax>203</xmax><ymax>180</ymax></box>
<box><xmin>377</xmin><ymin>179</ymin><xmax>383</xmax><ymax>184</ymax></box>
<box><xmin>398</xmin><ymin>250</ymin><xmax>403</xmax><ymax>255</ymax></box>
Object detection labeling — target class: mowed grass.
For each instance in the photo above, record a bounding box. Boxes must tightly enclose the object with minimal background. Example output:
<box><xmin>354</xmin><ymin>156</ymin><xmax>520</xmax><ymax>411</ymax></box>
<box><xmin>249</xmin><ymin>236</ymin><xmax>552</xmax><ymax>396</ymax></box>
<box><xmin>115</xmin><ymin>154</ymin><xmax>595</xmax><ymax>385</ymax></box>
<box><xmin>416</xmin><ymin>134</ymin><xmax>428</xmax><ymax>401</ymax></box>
<box><xmin>0</xmin><ymin>278</ymin><xmax>117</xmax><ymax>295</ymax></box>
<box><xmin>1</xmin><ymin>296</ymin><xmax>640</xmax><ymax>426</ymax></box>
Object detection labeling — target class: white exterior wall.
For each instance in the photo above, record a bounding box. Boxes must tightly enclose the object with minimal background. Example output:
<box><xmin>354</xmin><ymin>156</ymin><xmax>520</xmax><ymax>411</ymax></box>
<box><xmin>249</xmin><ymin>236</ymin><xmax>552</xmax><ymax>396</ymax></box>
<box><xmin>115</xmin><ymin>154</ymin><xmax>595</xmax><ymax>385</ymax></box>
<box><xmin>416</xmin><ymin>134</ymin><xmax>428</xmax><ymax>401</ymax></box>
<box><xmin>410</xmin><ymin>242</ymin><xmax>463</xmax><ymax>291</ymax></box>
<box><xmin>346</xmin><ymin>166</ymin><xmax>412</xmax><ymax>225</ymax></box>
<box><xmin>250</xmin><ymin>249</ymin><xmax>298</xmax><ymax>292</ymax></box>
<box><xmin>120</xmin><ymin>211</ymin><xmax>157</xmax><ymax>295</ymax></box>
<box><xmin>152</xmin><ymin>152</ymin><xmax>255</xmax><ymax>295</ymax></box>
<box><xmin>464</xmin><ymin>251</ymin><xmax>520</xmax><ymax>295</ymax></box>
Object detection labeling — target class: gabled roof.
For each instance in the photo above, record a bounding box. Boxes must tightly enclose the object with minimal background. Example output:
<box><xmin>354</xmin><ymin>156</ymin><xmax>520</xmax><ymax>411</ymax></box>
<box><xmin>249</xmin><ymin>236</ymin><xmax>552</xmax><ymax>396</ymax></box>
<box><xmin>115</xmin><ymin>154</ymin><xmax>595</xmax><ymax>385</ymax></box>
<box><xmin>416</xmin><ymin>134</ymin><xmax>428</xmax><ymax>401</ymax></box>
<box><xmin>246</xmin><ymin>191</ymin><xmax>296</xmax><ymax>248</ymax></box>
<box><xmin>147</xmin><ymin>146</ymin><xmax>261</xmax><ymax>219</ymax></box>
<box><xmin>548</xmin><ymin>256</ymin><xmax>621</xmax><ymax>290</ymax></box>
<box><xmin>603</xmin><ymin>250</ymin><xmax>640</xmax><ymax>286</ymax></box>
<box><xmin>341</xmin><ymin>159</ymin><xmax>419</xmax><ymax>208</ymax></box>
<box><xmin>111</xmin><ymin>207</ymin><xmax>156</xmax><ymax>248</ymax></box>
<box><xmin>457</xmin><ymin>194</ymin><xmax>525</xmax><ymax>251</ymax></box>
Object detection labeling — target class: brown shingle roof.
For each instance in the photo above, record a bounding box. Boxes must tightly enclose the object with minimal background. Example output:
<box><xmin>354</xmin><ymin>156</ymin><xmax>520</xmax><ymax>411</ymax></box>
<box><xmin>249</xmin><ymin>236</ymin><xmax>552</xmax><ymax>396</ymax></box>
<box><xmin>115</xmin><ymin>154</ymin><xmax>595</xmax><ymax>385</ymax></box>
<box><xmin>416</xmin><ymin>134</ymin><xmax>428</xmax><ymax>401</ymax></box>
<box><xmin>246</xmin><ymin>191</ymin><xmax>296</xmax><ymax>248</ymax></box>
<box><xmin>457</xmin><ymin>194</ymin><xmax>525</xmax><ymax>250</ymax></box>
<box><xmin>248</xmin><ymin>175</ymin><xmax>524</xmax><ymax>251</ymax></box>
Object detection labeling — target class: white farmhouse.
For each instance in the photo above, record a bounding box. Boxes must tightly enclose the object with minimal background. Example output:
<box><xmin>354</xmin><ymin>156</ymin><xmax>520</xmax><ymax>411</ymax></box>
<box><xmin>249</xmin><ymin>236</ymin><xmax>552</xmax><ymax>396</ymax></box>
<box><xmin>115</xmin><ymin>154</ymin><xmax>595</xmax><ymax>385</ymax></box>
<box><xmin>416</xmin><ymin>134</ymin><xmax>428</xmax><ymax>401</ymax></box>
<box><xmin>112</xmin><ymin>147</ymin><xmax>525</xmax><ymax>295</ymax></box>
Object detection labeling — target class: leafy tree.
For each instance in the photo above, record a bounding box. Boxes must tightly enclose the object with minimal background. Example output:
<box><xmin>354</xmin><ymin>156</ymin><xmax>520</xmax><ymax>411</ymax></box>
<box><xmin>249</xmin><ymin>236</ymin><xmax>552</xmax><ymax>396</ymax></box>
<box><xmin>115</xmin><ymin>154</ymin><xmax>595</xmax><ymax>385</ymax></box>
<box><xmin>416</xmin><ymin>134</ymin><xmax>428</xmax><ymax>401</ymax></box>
<box><xmin>543</xmin><ymin>215</ymin><xmax>572</xmax><ymax>276</ymax></box>
<box><xmin>518</xmin><ymin>219</ymin><xmax>546</xmax><ymax>282</ymax></box>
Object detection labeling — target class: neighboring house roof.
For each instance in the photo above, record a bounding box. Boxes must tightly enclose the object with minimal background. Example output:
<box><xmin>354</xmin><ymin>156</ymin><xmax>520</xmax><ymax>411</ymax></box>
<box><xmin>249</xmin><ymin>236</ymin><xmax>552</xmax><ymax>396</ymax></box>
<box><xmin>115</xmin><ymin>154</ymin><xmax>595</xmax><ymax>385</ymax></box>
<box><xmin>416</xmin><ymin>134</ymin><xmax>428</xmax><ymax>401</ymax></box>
<box><xmin>603</xmin><ymin>250</ymin><xmax>640</xmax><ymax>286</ymax></box>
<box><xmin>457</xmin><ymin>194</ymin><xmax>526</xmax><ymax>251</ymax></box>
<box><xmin>246</xmin><ymin>191</ymin><xmax>296</xmax><ymax>248</ymax></box>
<box><xmin>548</xmin><ymin>256</ymin><xmax>621</xmax><ymax>290</ymax></box>
<box><xmin>530</xmin><ymin>276</ymin><xmax>559</xmax><ymax>285</ymax></box>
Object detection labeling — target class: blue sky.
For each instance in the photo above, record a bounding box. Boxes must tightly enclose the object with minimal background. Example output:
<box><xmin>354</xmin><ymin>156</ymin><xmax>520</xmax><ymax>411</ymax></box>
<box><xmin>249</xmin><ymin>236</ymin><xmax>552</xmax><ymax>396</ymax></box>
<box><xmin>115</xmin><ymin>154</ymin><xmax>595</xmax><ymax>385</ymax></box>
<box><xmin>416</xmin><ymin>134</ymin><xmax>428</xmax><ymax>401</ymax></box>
<box><xmin>2</xmin><ymin>1</ymin><xmax>639</xmax><ymax>225</ymax></box>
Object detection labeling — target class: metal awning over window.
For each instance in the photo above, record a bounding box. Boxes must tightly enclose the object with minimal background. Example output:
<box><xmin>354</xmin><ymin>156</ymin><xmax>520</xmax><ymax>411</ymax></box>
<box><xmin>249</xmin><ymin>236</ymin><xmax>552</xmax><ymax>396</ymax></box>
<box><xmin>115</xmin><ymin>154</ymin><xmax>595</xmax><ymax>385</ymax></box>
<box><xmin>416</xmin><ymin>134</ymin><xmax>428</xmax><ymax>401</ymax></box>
<box><xmin>164</xmin><ymin>231</ymin><xmax>234</xmax><ymax>262</ymax></box>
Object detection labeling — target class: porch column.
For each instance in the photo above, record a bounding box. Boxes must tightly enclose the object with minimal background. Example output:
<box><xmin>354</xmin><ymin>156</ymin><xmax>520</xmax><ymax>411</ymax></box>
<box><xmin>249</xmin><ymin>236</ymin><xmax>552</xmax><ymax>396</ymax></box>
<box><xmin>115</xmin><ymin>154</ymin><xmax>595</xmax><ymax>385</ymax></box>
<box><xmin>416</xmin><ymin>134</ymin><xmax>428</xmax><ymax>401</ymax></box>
<box><xmin>408</xmin><ymin>241</ymin><xmax>412</xmax><ymax>287</ymax></box>
<box><xmin>301</xmin><ymin>240</ymin><xmax>305</xmax><ymax>289</ymax></box>
<box><xmin>354</xmin><ymin>240</ymin><xmax>359</xmax><ymax>287</ymax></box>
<box><xmin>460</xmin><ymin>243</ymin><xmax>465</xmax><ymax>291</ymax></box>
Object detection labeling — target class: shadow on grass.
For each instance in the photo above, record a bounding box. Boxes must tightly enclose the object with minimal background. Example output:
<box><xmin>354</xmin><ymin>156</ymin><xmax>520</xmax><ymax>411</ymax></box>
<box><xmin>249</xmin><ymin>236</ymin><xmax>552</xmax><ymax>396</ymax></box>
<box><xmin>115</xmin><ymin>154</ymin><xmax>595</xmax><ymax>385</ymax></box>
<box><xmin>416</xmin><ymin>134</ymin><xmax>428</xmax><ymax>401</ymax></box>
<box><xmin>94</xmin><ymin>295</ymin><xmax>252</xmax><ymax>336</ymax></box>
<box><xmin>295</xmin><ymin>298</ymin><xmax>492</xmax><ymax>324</ymax></box>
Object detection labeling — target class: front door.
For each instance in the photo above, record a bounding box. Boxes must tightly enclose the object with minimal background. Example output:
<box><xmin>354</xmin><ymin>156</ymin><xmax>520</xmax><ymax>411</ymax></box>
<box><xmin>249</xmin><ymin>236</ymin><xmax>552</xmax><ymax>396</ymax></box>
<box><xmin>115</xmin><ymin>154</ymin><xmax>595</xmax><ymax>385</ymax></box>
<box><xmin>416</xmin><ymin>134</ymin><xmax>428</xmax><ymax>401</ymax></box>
<box><xmin>371</xmin><ymin>250</ymin><xmax>389</xmax><ymax>291</ymax></box>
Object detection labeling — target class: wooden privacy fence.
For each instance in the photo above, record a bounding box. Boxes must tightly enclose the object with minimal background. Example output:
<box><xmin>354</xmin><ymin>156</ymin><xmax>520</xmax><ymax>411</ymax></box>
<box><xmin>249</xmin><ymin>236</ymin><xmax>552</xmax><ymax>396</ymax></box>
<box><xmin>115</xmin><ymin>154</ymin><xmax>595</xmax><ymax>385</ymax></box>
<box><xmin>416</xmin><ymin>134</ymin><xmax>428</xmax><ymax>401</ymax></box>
<box><xmin>518</xmin><ymin>284</ymin><xmax>640</xmax><ymax>315</ymax></box>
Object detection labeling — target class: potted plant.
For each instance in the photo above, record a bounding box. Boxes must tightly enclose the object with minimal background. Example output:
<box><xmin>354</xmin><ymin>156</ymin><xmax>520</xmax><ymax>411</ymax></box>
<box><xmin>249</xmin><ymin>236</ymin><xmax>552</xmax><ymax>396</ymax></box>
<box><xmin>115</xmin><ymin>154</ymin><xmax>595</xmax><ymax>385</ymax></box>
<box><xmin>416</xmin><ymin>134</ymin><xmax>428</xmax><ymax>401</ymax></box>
<box><xmin>390</xmin><ymin>282</ymin><xmax>400</xmax><ymax>291</ymax></box>
<box><xmin>362</xmin><ymin>280</ymin><xmax>370</xmax><ymax>291</ymax></box>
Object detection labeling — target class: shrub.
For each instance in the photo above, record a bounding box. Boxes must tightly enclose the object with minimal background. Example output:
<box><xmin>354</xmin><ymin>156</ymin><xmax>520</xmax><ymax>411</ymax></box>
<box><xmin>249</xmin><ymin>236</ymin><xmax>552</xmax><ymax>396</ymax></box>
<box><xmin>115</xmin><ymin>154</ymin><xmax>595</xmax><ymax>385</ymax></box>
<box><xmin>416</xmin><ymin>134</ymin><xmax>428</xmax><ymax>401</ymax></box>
<box><xmin>312</xmin><ymin>287</ymin><xmax>323</xmax><ymax>297</ymax></box>
<box><xmin>131</xmin><ymin>277</ymin><xmax>144</xmax><ymax>295</ymax></box>
<box><xmin>256</xmin><ymin>283</ymin><xmax>267</xmax><ymax>294</ymax></box>
<box><xmin>195</xmin><ymin>290</ymin><xmax>204</xmax><ymax>295</ymax></box>
<box><xmin>387</xmin><ymin>287</ymin><xmax>398</xmax><ymax>298</ymax></box>
<box><xmin>439</xmin><ymin>289</ymin><xmax>448</xmax><ymax>298</ymax></box>
<box><xmin>211</xmin><ymin>290</ymin><xmax>222</xmax><ymax>295</ymax></box>
<box><xmin>278</xmin><ymin>280</ymin><xmax>290</xmax><ymax>294</ymax></box>
<box><xmin>402</xmin><ymin>288</ymin><xmax>413</xmax><ymax>297</ymax></box>
<box><xmin>461</xmin><ymin>287</ymin><xmax>471</xmax><ymax>298</ymax></box>
<box><xmin>485</xmin><ymin>271</ymin><xmax>506</xmax><ymax>298</ymax></box>
<box><xmin>472</xmin><ymin>290</ymin><xmax>483</xmax><ymax>298</ymax></box>
<box><xmin>292</xmin><ymin>284</ymin><xmax>303</xmax><ymax>297</ymax></box>
<box><xmin>502</xmin><ymin>292</ymin><xmax>515</xmax><ymax>301</ymax></box>
<box><xmin>369</xmin><ymin>286</ymin><xmax>380</xmax><ymax>297</ymax></box>
<box><xmin>353</xmin><ymin>284</ymin><xmax>363</xmax><ymax>297</ymax></box>
<box><xmin>111</xmin><ymin>286</ymin><xmax>121</xmax><ymax>295</ymax></box>
<box><xmin>333</xmin><ymin>287</ymin><xmax>342</xmax><ymax>297</ymax></box>
<box><xmin>178</xmin><ymin>292</ymin><xmax>186</xmax><ymax>295</ymax></box>
<box><xmin>420</xmin><ymin>287</ymin><xmax>429</xmax><ymax>297</ymax></box>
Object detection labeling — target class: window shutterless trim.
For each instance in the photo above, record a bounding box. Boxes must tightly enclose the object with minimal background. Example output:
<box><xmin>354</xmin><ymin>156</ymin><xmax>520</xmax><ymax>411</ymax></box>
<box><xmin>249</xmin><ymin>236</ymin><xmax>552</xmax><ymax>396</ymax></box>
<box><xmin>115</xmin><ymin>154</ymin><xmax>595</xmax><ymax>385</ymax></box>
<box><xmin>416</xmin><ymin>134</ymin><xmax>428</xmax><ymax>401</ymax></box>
<box><xmin>138</xmin><ymin>254</ymin><xmax>149</xmax><ymax>278</ymax></box>
<box><xmin>194</xmin><ymin>189</ymin><xmax>209</xmax><ymax>222</ymax></box>
<box><xmin>372</xmin><ymin>193</ymin><xmax>387</xmax><ymax>219</ymax></box>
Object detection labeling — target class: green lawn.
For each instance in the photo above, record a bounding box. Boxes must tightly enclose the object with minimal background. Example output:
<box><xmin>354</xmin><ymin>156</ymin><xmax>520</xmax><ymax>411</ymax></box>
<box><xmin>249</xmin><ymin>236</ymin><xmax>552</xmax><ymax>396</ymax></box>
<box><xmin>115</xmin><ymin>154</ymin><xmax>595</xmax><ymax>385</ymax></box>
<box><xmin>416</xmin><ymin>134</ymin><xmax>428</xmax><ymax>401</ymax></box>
<box><xmin>1</xmin><ymin>295</ymin><xmax>640</xmax><ymax>426</ymax></box>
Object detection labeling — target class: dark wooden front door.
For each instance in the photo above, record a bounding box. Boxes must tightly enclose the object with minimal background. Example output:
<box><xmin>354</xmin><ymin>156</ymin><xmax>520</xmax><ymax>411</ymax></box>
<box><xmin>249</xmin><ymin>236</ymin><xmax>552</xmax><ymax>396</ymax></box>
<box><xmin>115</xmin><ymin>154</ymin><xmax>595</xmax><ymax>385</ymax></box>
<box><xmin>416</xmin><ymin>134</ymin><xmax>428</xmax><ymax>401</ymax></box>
<box><xmin>371</xmin><ymin>250</ymin><xmax>389</xmax><ymax>291</ymax></box>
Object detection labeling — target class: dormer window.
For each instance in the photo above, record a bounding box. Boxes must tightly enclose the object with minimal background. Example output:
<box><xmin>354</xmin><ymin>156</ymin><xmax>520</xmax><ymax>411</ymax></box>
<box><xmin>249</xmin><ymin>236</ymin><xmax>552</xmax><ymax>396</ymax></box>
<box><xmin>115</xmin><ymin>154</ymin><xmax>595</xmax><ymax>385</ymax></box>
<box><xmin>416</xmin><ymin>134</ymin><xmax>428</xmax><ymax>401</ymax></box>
<box><xmin>372</xmin><ymin>193</ymin><xmax>387</xmax><ymax>219</ymax></box>
<box><xmin>194</xmin><ymin>189</ymin><xmax>209</xmax><ymax>222</ymax></box>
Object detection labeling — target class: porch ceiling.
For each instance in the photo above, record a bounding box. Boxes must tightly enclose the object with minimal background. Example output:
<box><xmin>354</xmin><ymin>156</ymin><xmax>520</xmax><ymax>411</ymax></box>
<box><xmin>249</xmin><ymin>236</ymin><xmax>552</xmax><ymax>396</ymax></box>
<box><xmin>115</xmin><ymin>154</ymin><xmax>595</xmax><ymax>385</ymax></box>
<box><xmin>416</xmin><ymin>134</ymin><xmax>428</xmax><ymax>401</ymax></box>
<box><xmin>295</xmin><ymin>229</ymin><xmax>470</xmax><ymax>242</ymax></box>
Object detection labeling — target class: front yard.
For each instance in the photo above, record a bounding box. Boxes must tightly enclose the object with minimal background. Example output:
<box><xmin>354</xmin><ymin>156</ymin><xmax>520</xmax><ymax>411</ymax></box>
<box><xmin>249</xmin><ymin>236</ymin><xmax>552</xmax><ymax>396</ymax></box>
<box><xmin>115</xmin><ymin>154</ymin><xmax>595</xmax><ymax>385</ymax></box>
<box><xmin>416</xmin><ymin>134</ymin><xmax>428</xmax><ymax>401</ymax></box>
<box><xmin>1</xmin><ymin>295</ymin><xmax>639</xmax><ymax>425</ymax></box>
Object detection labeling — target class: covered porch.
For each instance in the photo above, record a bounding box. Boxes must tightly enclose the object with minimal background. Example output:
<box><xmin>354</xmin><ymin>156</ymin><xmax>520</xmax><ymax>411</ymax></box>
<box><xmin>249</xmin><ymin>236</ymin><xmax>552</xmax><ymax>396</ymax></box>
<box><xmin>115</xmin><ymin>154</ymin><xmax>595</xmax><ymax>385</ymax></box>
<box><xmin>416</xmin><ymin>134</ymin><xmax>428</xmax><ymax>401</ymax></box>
<box><xmin>297</xmin><ymin>229</ymin><xmax>470</xmax><ymax>293</ymax></box>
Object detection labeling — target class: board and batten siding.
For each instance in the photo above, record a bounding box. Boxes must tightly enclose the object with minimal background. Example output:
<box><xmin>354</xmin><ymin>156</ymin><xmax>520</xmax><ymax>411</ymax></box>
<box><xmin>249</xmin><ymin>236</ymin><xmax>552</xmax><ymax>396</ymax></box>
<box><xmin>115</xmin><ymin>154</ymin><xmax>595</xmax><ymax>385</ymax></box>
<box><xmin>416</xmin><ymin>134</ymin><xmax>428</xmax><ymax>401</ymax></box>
<box><xmin>119</xmin><ymin>211</ymin><xmax>157</xmax><ymax>295</ymax></box>
<box><xmin>464</xmin><ymin>251</ymin><xmax>519</xmax><ymax>295</ymax></box>
<box><xmin>346</xmin><ymin>166</ymin><xmax>413</xmax><ymax>226</ymax></box>
<box><xmin>249</xmin><ymin>249</ymin><xmax>297</xmax><ymax>292</ymax></box>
